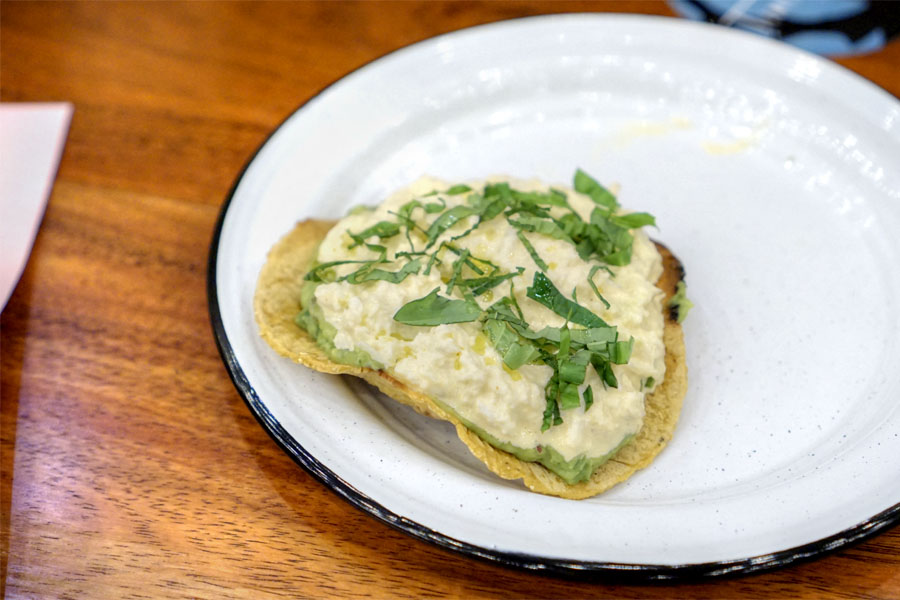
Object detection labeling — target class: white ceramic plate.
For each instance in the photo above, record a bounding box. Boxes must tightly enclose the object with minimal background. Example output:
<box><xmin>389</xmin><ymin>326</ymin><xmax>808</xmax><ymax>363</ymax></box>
<box><xmin>209</xmin><ymin>14</ymin><xmax>900</xmax><ymax>579</ymax></box>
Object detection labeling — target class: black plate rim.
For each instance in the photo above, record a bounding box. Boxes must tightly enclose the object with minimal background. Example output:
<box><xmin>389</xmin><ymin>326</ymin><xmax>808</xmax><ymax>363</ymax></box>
<box><xmin>206</xmin><ymin>13</ymin><xmax>900</xmax><ymax>582</ymax></box>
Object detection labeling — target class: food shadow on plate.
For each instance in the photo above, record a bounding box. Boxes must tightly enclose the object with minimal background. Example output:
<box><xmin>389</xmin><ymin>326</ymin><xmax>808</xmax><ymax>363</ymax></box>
<box><xmin>343</xmin><ymin>376</ymin><xmax>525</xmax><ymax>489</ymax></box>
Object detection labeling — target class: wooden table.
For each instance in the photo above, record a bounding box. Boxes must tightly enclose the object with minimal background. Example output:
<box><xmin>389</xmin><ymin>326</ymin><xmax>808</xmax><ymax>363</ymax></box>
<box><xmin>2</xmin><ymin>2</ymin><xmax>898</xmax><ymax>598</ymax></box>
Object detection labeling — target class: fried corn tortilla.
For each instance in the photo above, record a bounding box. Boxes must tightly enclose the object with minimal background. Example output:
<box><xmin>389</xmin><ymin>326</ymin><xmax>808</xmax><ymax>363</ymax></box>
<box><xmin>254</xmin><ymin>218</ymin><xmax>687</xmax><ymax>500</ymax></box>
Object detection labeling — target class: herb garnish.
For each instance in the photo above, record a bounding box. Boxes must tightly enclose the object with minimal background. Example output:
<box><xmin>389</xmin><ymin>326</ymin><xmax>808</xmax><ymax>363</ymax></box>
<box><xmin>305</xmin><ymin>170</ymin><xmax>657</xmax><ymax>430</ymax></box>
<box><xmin>516</xmin><ymin>229</ymin><xmax>549</xmax><ymax>271</ymax></box>
<box><xmin>348</xmin><ymin>221</ymin><xmax>401</xmax><ymax>248</ymax></box>
<box><xmin>393</xmin><ymin>287</ymin><xmax>481</xmax><ymax>326</ymax></box>
<box><xmin>526</xmin><ymin>271</ymin><xmax>609</xmax><ymax>328</ymax></box>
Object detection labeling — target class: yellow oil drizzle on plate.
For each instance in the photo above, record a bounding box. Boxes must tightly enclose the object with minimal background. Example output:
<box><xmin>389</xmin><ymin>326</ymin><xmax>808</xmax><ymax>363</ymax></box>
<box><xmin>611</xmin><ymin>117</ymin><xmax>694</xmax><ymax>147</ymax></box>
<box><xmin>701</xmin><ymin>135</ymin><xmax>759</xmax><ymax>155</ymax></box>
<box><xmin>702</xmin><ymin>121</ymin><xmax>770</xmax><ymax>155</ymax></box>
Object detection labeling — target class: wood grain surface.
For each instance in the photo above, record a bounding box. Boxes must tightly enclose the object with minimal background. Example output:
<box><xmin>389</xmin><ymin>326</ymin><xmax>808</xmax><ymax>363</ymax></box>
<box><xmin>2</xmin><ymin>2</ymin><xmax>899</xmax><ymax>598</ymax></box>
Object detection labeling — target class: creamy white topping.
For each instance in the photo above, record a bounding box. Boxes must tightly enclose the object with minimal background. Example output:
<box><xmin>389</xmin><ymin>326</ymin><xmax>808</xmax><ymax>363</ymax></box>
<box><xmin>312</xmin><ymin>176</ymin><xmax>666</xmax><ymax>461</ymax></box>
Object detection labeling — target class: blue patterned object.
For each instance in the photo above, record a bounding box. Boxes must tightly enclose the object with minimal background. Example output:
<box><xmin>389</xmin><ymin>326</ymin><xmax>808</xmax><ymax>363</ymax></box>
<box><xmin>669</xmin><ymin>0</ymin><xmax>900</xmax><ymax>56</ymax></box>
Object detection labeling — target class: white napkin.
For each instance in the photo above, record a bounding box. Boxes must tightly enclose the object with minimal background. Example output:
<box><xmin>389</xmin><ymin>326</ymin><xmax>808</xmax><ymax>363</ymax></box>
<box><xmin>0</xmin><ymin>102</ymin><xmax>73</xmax><ymax>310</ymax></box>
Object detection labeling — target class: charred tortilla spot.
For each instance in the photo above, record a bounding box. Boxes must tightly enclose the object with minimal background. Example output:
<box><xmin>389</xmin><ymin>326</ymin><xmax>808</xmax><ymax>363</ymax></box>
<box><xmin>669</xmin><ymin>304</ymin><xmax>681</xmax><ymax>323</ymax></box>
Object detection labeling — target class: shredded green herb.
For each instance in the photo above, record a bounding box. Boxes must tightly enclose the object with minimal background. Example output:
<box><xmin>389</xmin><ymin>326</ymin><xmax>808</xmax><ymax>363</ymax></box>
<box><xmin>583</xmin><ymin>385</ymin><xmax>594</xmax><ymax>411</ymax></box>
<box><xmin>482</xmin><ymin>318</ymin><xmax>540</xmax><ymax>370</ymax></box>
<box><xmin>461</xmin><ymin>267</ymin><xmax>523</xmax><ymax>297</ymax></box>
<box><xmin>348</xmin><ymin>221</ymin><xmax>401</xmax><ymax>247</ymax></box>
<box><xmin>587</xmin><ymin>264</ymin><xmax>611</xmax><ymax>309</ymax></box>
<box><xmin>308</xmin><ymin>169</ymin><xmax>660</xmax><ymax>430</ymax></box>
<box><xmin>445</xmin><ymin>184</ymin><xmax>472</xmax><ymax>195</ymax></box>
<box><xmin>516</xmin><ymin>230</ymin><xmax>549</xmax><ymax>272</ymax></box>
<box><xmin>345</xmin><ymin>258</ymin><xmax>423</xmax><ymax>285</ymax></box>
<box><xmin>393</xmin><ymin>287</ymin><xmax>481</xmax><ymax>326</ymax></box>
<box><xmin>574</xmin><ymin>168</ymin><xmax>618</xmax><ymax>210</ymax></box>
<box><xmin>425</xmin><ymin>205</ymin><xmax>480</xmax><ymax>249</ymax></box>
<box><xmin>526</xmin><ymin>272</ymin><xmax>608</xmax><ymax>329</ymax></box>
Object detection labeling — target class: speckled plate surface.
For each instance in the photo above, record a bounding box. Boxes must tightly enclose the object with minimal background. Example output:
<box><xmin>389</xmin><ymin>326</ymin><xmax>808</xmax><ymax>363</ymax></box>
<box><xmin>209</xmin><ymin>14</ymin><xmax>900</xmax><ymax>579</ymax></box>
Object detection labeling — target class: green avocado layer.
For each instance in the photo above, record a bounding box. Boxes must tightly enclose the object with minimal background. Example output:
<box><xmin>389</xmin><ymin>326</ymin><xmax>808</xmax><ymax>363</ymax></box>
<box><xmin>438</xmin><ymin>400</ymin><xmax>632</xmax><ymax>484</ymax></box>
<box><xmin>295</xmin><ymin>280</ymin><xmax>383</xmax><ymax>371</ymax></box>
<box><xmin>296</xmin><ymin>279</ymin><xmax>626</xmax><ymax>485</ymax></box>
